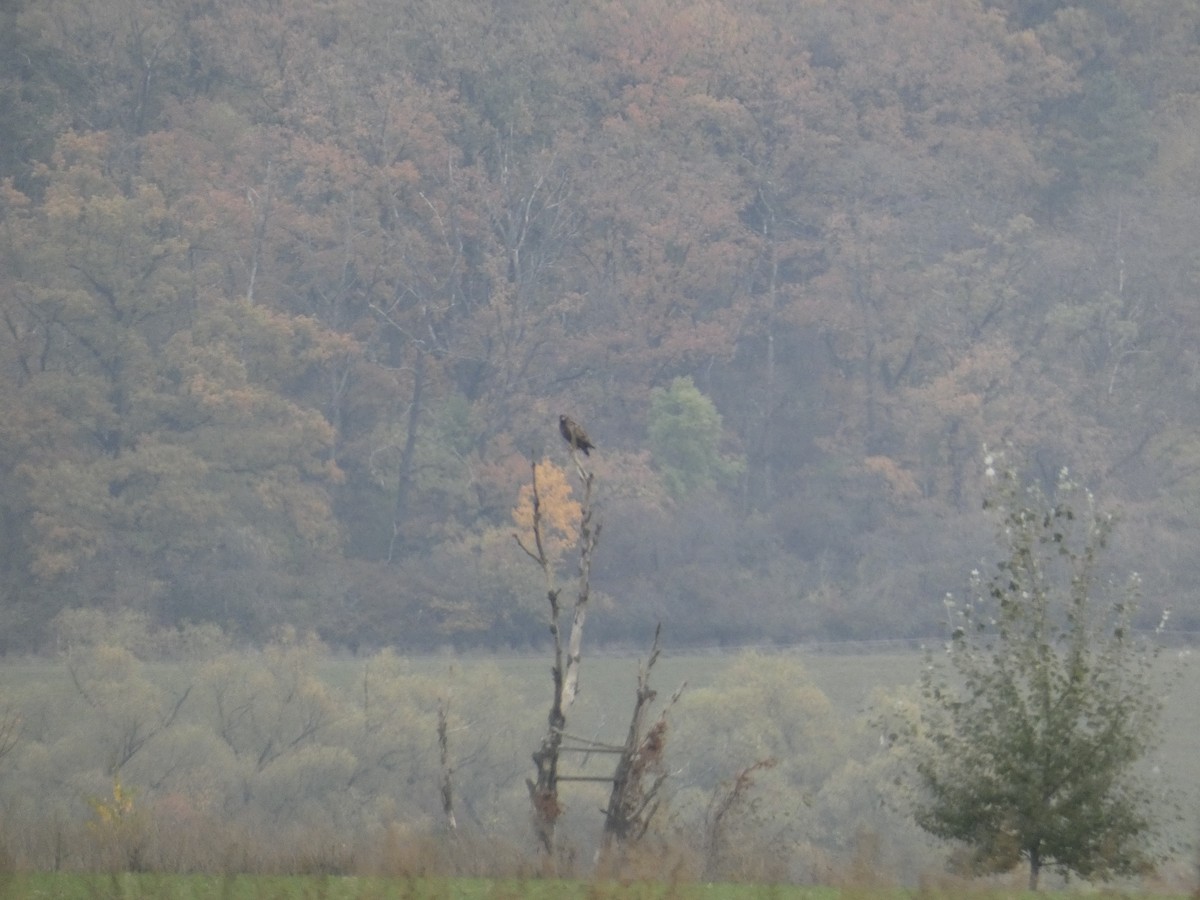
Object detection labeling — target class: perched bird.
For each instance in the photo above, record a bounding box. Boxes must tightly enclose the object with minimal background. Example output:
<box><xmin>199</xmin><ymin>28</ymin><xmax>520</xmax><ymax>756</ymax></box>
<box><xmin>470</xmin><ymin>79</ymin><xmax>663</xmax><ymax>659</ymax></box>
<box><xmin>558</xmin><ymin>414</ymin><xmax>594</xmax><ymax>456</ymax></box>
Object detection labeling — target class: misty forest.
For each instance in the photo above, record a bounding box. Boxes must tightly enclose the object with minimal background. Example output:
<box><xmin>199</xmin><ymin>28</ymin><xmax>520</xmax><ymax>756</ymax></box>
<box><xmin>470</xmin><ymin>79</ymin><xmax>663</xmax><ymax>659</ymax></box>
<box><xmin>1</xmin><ymin>0</ymin><xmax>1199</xmax><ymax>886</ymax></box>
<box><xmin>3</xmin><ymin>0</ymin><xmax>1200</xmax><ymax>650</ymax></box>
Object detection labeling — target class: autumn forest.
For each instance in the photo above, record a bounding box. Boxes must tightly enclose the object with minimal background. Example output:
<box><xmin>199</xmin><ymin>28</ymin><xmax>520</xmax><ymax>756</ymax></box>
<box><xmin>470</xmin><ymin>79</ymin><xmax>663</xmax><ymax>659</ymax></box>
<box><xmin>3</xmin><ymin>0</ymin><xmax>1200</xmax><ymax>653</ymax></box>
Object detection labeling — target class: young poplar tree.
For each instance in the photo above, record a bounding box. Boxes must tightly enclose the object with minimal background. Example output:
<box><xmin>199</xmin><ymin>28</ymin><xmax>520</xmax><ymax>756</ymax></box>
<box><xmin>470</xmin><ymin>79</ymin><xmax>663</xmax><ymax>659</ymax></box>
<box><xmin>913</xmin><ymin>457</ymin><xmax>1165</xmax><ymax>890</ymax></box>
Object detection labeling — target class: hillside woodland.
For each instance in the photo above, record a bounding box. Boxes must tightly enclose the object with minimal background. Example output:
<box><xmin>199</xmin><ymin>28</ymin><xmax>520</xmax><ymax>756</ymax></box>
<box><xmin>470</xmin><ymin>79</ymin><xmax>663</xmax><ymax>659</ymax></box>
<box><xmin>3</xmin><ymin>0</ymin><xmax>1200</xmax><ymax>651</ymax></box>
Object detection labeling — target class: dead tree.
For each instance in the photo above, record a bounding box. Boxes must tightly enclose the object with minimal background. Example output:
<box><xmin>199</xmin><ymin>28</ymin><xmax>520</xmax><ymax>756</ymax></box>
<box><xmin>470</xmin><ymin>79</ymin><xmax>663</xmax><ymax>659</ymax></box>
<box><xmin>515</xmin><ymin>448</ymin><xmax>599</xmax><ymax>857</ymax></box>
<box><xmin>702</xmin><ymin>757</ymin><xmax>778</xmax><ymax>881</ymax></box>
<box><xmin>437</xmin><ymin>697</ymin><xmax>457</xmax><ymax>832</ymax></box>
<box><xmin>598</xmin><ymin>624</ymin><xmax>684</xmax><ymax>862</ymax></box>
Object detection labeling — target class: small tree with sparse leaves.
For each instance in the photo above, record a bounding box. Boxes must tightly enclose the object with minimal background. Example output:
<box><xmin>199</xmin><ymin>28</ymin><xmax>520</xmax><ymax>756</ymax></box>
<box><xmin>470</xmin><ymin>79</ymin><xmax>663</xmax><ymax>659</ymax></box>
<box><xmin>909</xmin><ymin>455</ymin><xmax>1166</xmax><ymax>891</ymax></box>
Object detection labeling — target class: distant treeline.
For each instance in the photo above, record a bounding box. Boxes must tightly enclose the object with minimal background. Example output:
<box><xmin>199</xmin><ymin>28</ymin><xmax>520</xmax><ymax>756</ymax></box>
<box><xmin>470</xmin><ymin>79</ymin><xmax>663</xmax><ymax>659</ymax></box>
<box><xmin>2</xmin><ymin>0</ymin><xmax>1199</xmax><ymax>652</ymax></box>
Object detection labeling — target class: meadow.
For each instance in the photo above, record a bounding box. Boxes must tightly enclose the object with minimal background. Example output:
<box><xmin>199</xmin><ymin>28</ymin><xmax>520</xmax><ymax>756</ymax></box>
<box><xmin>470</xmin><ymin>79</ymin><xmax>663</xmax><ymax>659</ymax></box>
<box><xmin>0</xmin><ymin>644</ymin><xmax>1194</xmax><ymax>891</ymax></box>
<box><xmin>376</xmin><ymin>646</ymin><xmax>1199</xmax><ymax>810</ymax></box>
<box><xmin>0</xmin><ymin>872</ymin><xmax>1188</xmax><ymax>900</ymax></box>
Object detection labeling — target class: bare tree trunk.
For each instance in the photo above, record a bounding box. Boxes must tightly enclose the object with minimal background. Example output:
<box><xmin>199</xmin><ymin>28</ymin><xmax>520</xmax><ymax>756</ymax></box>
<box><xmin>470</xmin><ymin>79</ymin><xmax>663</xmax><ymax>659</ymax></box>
<box><xmin>757</xmin><ymin>191</ymin><xmax>779</xmax><ymax>507</ymax></box>
<box><xmin>560</xmin><ymin>454</ymin><xmax>596</xmax><ymax>711</ymax></box>
<box><xmin>437</xmin><ymin>698</ymin><xmax>457</xmax><ymax>832</ymax></box>
<box><xmin>388</xmin><ymin>348</ymin><xmax>425</xmax><ymax>564</ymax></box>
<box><xmin>245</xmin><ymin>160</ymin><xmax>273</xmax><ymax>304</ymax></box>
<box><xmin>702</xmin><ymin>758</ymin><xmax>777</xmax><ymax>881</ymax></box>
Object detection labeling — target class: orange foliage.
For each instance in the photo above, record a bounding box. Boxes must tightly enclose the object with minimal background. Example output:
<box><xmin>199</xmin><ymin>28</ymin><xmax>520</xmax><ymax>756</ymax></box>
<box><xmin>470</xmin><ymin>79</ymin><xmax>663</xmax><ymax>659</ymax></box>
<box><xmin>512</xmin><ymin>461</ymin><xmax>582</xmax><ymax>563</ymax></box>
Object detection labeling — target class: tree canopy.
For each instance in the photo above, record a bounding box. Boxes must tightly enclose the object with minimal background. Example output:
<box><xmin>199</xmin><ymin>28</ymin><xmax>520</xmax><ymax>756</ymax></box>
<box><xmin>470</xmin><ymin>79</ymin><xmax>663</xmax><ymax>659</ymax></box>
<box><xmin>2</xmin><ymin>0</ymin><xmax>1200</xmax><ymax>650</ymax></box>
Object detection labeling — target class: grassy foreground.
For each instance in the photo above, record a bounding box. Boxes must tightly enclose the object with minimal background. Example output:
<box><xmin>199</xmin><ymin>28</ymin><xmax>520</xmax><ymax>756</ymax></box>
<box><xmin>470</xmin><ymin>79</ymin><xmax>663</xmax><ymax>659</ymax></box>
<box><xmin>0</xmin><ymin>874</ymin><xmax>1183</xmax><ymax>900</ymax></box>
<box><xmin>0</xmin><ymin>875</ymin><xmax>825</xmax><ymax>900</ymax></box>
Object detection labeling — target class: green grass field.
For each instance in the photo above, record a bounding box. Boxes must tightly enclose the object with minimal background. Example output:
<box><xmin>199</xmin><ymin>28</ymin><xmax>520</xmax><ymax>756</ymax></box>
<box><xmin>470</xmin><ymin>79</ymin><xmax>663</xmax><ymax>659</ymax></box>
<box><xmin>0</xmin><ymin>872</ymin><xmax>1185</xmax><ymax>900</ymax></box>
<box><xmin>0</xmin><ymin>647</ymin><xmax>1193</xmax><ymax>892</ymax></box>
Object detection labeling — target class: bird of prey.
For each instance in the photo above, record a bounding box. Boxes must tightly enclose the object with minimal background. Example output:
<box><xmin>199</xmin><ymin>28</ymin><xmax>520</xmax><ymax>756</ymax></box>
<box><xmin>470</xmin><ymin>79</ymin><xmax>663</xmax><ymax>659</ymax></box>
<box><xmin>558</xmin><ymin>414</ymin><xmax>594</xmax><ymax>456</ymax></box>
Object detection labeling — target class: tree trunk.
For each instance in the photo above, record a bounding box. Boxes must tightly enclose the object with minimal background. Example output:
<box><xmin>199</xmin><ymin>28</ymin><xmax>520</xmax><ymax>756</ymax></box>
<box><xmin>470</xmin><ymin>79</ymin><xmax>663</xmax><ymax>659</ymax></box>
<box><xmin>388</xmin><ymin>348</ymin><xmax>425</xmax><ymax>563</ymax></box>
<box><xmin>1028</xmin><ymin>844</ymin><xmax>1041</xmax><ymax>891</ymax></box>
<box><xmin>437</xmin><ymin>699</ymin><xmax>457</xmax><ymax>832</ymax></box>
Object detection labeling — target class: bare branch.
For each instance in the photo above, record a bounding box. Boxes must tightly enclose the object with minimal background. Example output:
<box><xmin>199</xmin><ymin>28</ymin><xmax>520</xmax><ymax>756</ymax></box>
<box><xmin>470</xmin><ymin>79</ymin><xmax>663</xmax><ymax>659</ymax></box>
<box><xmin>598</xmin><ymin>623</ymin><xmax>683</xmax><ymax>861</ymax></box>
<box><xmin>437</xmin><ymin>697</ymin><xmax>457</xmax><ymax>832</ymax></box>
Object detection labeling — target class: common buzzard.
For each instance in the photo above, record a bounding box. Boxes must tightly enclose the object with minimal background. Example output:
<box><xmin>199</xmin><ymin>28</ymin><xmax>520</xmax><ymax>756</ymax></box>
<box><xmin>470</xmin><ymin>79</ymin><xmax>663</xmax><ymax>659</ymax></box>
<box><xmin>558</xmin><ymin>414</ymin><xmax>594</xmax><ymax>456</ymax></box>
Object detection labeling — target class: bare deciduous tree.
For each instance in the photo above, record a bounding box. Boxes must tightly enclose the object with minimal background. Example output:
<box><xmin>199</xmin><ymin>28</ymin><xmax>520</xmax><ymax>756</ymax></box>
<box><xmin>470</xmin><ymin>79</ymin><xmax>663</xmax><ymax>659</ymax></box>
<box><xmin>599</xmin><ymin>624</ymin><xmax>683</xmax><ymax>861</ymax></box>
<box><xmin>702</xmin><ymin>758</ymin><xmax>779</xmax><ymax>881</ymax></box>
<box><xmin>437</xmin><ymin>697</ymin><xmax>457</xmax><ymax>832</ymax></box>
<box><xmin>515</xmin><ymin>448</ymin><xmax>599</xmax><ymax>857</ymax></box>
